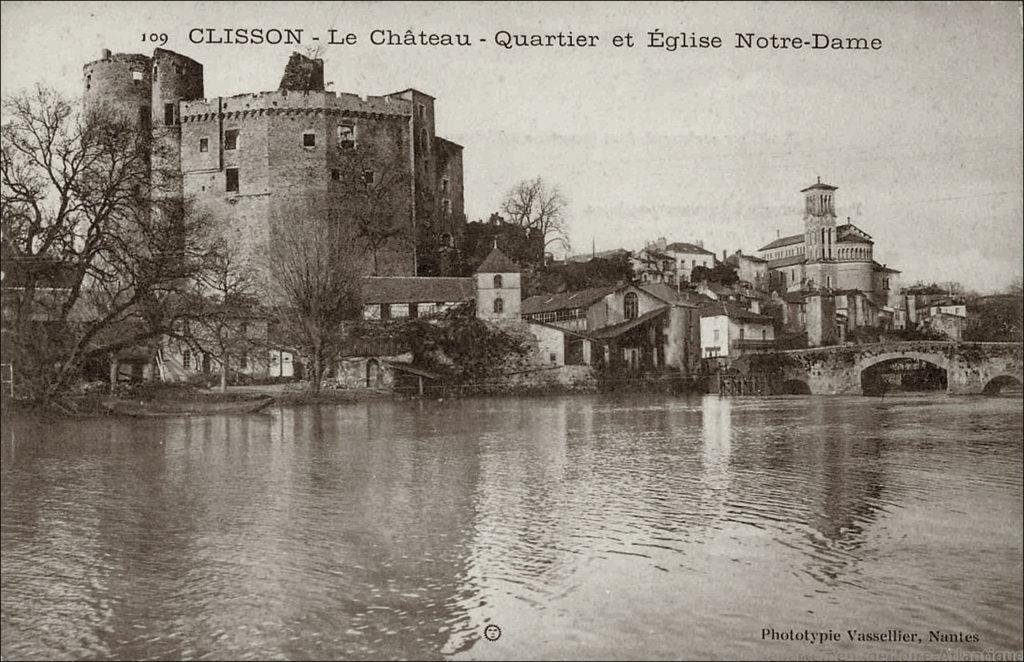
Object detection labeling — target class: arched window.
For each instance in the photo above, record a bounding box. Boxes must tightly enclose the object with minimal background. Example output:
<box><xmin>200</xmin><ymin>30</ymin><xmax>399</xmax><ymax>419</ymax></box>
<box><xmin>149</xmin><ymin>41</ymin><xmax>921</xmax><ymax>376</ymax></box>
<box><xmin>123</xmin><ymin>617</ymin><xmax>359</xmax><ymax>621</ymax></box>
<box><xmin>624</xmin><ymin>292</ymin><xmax>639</xmax><ymax>320</ymax></box>
<box><xmin>493</xmin><ymin>297</ymin><xmax>504</xmax><ymax>314</ymax></box>
<box><xmin>493</xmin><ymin>274</ymin><xmax>503</xmax><ymax>289</ymax></box>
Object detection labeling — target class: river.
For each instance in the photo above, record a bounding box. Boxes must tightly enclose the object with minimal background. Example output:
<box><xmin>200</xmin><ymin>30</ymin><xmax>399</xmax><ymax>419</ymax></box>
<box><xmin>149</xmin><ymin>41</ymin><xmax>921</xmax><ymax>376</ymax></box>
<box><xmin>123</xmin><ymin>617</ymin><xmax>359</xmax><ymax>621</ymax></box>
<box><xmin>2</xmin><ymin>394</ymin><xmax>1021</xmax><ymax>660</ymax></box>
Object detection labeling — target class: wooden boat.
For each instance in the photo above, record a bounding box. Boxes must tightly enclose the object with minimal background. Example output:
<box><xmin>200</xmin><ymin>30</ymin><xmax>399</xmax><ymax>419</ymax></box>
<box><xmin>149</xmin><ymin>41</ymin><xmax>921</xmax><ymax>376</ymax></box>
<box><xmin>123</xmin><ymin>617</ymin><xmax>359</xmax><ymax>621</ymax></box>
<box><xmin>101</xmin><ymin>394</ymin><xmax>275</xmax><ymax>417</ymax></box>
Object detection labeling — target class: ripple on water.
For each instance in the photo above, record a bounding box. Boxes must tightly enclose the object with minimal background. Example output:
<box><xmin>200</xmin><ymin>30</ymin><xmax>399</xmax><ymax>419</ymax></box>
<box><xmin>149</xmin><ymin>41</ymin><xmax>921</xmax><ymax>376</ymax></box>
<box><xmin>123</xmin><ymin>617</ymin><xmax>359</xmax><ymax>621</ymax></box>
<box><xmin>2</xmin><ymin>394</ymin><xmax>1021</xmax><ymax>659</ymax></box>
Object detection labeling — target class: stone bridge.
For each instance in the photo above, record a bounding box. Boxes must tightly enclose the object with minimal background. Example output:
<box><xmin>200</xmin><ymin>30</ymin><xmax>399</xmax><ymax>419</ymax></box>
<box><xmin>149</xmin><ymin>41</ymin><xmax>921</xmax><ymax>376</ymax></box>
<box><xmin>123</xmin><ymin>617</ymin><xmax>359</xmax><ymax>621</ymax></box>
<box><xmin>774</xmin><ymin>341</ymin><xmax>1023</xmax><ymax>395</ymax></box>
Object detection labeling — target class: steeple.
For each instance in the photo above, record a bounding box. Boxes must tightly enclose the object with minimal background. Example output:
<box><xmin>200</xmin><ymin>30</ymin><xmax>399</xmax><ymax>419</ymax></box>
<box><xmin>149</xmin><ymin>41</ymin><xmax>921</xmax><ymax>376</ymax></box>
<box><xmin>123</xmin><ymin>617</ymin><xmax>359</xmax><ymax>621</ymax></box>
<box><xmin>801</xmin><ymin>178</ymin><xmax>839</xmax><ymax>262</ymax></box>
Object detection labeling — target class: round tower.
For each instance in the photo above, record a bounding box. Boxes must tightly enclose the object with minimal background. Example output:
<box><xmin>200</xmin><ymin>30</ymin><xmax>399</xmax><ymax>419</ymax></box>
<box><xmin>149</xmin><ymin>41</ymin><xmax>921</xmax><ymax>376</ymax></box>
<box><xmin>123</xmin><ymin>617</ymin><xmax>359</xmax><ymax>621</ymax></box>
<box><xmin>82</xmin><ymin>49</ymin><xmax>152</xmax><ymax>127</ymax></box>
<box><xmin>151</xmin><ymin>48</ymin><xmax>204</xmax><ymax>128</ymax></box>
<box><xmin>150</xmin><ymin>49</ymin><xmax>204</xmax><ymax>199</ymax></box>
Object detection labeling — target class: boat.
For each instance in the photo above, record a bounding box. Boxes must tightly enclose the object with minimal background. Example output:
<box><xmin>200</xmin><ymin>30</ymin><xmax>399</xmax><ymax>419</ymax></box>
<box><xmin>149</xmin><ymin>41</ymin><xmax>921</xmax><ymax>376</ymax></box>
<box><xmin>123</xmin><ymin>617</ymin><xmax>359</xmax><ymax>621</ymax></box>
<box><xmin>101</xmin><ymin>394</ymin><xmax>276</xmax><ymax>417</ymax></box>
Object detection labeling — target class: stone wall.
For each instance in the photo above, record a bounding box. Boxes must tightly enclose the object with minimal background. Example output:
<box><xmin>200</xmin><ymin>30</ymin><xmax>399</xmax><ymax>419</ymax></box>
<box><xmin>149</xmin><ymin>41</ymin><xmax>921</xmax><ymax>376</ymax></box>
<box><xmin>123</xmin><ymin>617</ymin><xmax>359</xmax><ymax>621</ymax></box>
<box><xmin>777</xmin><ymin>341</ymin><xmax>1023</xmax><ymax>395</ymax></box>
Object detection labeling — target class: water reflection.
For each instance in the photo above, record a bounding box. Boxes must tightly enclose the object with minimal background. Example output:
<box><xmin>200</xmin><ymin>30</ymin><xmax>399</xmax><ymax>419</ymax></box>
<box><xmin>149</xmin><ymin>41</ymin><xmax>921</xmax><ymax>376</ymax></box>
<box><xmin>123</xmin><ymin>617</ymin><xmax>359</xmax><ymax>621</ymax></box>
<box><xmin>2</xmin><ymin>394</ymin><xmax>1021</xmax><ymax>660</ymax></box>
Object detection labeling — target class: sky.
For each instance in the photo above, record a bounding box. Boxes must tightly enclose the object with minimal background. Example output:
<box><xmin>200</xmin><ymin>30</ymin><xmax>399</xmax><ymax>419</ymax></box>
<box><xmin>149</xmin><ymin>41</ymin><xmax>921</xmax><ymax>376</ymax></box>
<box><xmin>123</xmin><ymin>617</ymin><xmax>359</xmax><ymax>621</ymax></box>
<box><xmin>2</xmin><ymin>1</ymin><xmax>1021</xmax><ymax>292</ymax></box>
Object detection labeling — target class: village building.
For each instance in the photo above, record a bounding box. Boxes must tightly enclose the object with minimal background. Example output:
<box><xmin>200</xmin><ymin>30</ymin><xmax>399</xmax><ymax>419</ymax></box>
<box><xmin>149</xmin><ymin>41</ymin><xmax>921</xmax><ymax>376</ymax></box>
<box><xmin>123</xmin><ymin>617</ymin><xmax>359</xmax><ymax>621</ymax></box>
<box><xmin>725</xmin><ymin>250</ymin><xmax>769</xmax><ymax>290</ymax></box>
<box><xmin>520</xmin><ymin>281</ymin><xmax>701</xmax><ymax>374</ymax></box>
<box><xmin>699</xmin><ymin>302</ymin><xmax>776</xmax><ymax>366</ymax></box>
<box><xmin>643</xmin><ymin>238</ymin><xmax>717</xmax><ymax>285</ymax></box>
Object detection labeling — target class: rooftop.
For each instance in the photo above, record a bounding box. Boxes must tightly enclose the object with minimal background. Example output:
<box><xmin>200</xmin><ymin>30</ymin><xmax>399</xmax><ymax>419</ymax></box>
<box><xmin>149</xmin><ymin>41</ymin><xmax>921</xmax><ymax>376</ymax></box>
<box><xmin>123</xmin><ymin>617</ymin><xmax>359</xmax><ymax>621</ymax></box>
<box><xmin>637</xmin><ymin>283</ymin><xmax>699</xmax><ymax>307</ymax></box>
<box><xmin>872</xmin><ymin>261</ymin><xmax>901</xmax><ymax>273</ymax></box>
<box><xmin>521</xmin><ymin>284</ymin><xmax>619</xmax><ymax>315</ymax></box>
<box><xmin>700</xmin><ymin>301</ymin><xmax>774</xmax><ymax>323</ymax></box>
<box><xmin>360</xmin><ymin>277</ymin><xmax>474</xmax><ymax>304</ymax></box>
<box><xmin>589</xmin><ymin>306</ymin><xmax>670</xmax><ymax>340</ymax></box>
<box><xmin>475</xmin><ymin>245</ymin><xmax>520</xmax><ymax>274</ymax></box>
<box><xmin>758</xmin><ymin>233</ymin><xmax>804</xmax><ymax>252</ymax></box>
<box><xmin>665</xmin><ymin>241</ymin><xmax>716</xmax><ymax>256</ymax></box>
<box><xmin>800</xmin><ymin>178</ymin><xmax>839</xmax><ymax>193</ymax></box>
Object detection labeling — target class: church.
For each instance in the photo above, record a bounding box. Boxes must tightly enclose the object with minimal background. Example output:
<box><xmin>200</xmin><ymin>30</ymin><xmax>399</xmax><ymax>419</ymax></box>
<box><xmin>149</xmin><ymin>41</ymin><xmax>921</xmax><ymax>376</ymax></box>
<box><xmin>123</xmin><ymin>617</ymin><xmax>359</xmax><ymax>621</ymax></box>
<box><xmin>757</xmin><ymin>179</ymin><xmax>904</xmax><ymax>322</ymax></box>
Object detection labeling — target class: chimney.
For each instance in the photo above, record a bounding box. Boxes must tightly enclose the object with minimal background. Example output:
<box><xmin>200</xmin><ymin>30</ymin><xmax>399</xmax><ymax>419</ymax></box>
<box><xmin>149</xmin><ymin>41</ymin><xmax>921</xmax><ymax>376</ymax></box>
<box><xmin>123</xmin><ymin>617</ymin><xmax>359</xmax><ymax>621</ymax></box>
<box><xmin>722</xmin><ymin>249</ymin><xmax>727</xmax><ymax>261</ymax></box>
<box><xmin>101</xmin><ymin>48</ymin><xmax>111</xmax><ymax>59</ymax></box>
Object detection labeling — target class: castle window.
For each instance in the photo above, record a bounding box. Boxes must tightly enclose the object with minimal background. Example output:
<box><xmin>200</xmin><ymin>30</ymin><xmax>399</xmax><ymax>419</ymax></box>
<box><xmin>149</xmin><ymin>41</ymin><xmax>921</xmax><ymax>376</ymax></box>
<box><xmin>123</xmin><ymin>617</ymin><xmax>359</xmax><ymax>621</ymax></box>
<box><xmin>624</xmin><ymin>292</ymin><xmax>639</xmax><ymax>320</ymax></box>
<box><xmin>199</xmin><ymin>138</ymin><xmax>208</xmax><ymax>153</ymax></box>
<box><xmin>442</xmin><ymin>199</ymin><xmax>451</xmax><ymax>216</ymax></box>
<box><xmin>225</xmin><ymin>168</ymin><xmax>239</xmax><ymax>193</ymax></box>
<box><xmin>303</xmin><ymin>132</ymin><xmax>316</xmax><ymax>148</ymax></box>
<box><xmin>224</xmin><ymin>129</ymin><xmax>239</xmax><ymax>150</ymax></box>
<box><xmin>337</xmin><ymin>124</ymin><xmax>355</xmax><ymax>149</ymax></box>
<box><xmin>132</xmin><ymin>70</ymin><xmax>143</xmax><ymax>83</ymax></box>
<box><xmin>418</xmin><ymin>103</ymin><xmax>425</xmax><ymax>119</ymax></box>
<box><xmin>493</xmin><ymin>274</ymin><xmax>503</xmax><ymax>289</ymax></box>
<box><xmin>331</xmin><ymin>169</ymin><xmax>340</xmax><ymax>181</ymax></box>
<box><xmin>362</xmin><ymin>170</ymin><xmax>375</xmax><ymax>186</ymax></box>
<box><xmin>441</xmin><ymin>178</ymin><xmax>449</xmax><ymax>194</ymax></box>
<box><xmin>164</xmin><ymin>103</ymin><xmax>175</xmax><ymax>126</ymax></box>
<box><xmin>493</xmin><ymin>297</ymin><xmax>504</xmax><ymax>314</ymax></box>
<box><xmin>420</xmin><ymin>128</ymin><xmax>427</xmax><ymax>150</ymax></box>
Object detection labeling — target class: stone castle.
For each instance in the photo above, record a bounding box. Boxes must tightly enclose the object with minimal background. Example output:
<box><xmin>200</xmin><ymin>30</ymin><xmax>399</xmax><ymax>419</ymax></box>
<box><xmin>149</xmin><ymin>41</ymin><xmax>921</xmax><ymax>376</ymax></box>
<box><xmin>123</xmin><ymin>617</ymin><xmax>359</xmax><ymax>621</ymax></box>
<box><xmin>83</xmin><ymin>47</ymin><xmax>466</xmax><ymax>276</ymax></box>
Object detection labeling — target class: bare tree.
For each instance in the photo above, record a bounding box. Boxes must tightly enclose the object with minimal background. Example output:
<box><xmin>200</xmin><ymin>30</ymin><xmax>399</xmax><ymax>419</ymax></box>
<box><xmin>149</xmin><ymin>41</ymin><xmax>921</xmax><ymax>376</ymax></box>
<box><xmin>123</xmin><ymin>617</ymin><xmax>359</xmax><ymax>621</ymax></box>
<box><xmin>499</xmin><ymin>176</ymin><xmax>570</xmax><ymax>253</ymax></box>
<box><xmin>262</xmin><ymin>215</ymin><xmax>363</xmax><ymax>394</ymax></box>
<box><xmin>181</xmin><ymin>230</ymin><xmax>265</xmax><ymax>392</ymax></box>
<box><xmin>336</xmin><ymin>144</ymin><xmax>413</xmax><ymax>275</ymax></box>
<box><xmin>1</xmin><ymin>86</ymin><xmax>209</xmax><ymax>402</ymax></box>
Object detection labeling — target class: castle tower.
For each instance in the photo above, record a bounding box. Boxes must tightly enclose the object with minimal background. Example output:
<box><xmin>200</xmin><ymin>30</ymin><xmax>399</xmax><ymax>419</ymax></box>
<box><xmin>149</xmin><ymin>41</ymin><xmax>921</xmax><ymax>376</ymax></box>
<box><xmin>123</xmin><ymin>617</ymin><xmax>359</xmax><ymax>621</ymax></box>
<box><xmin>475</xmin><ymin>243</ymin><xmax>521</xmax><ymax>322</ymax></box>
<box><xmin>802</xmin><ymin>178</ymin><xmax>838</xmax><ymax>262</ymax></box>
<box><xmin>83</xmin><ymin>49</ymin><xmax>152</xmax><ymax>128</ymax></box>
<box><xmin>150</xmin><ymin>49</ymin><xmax>204</xmax><ymax>200</ymax></box>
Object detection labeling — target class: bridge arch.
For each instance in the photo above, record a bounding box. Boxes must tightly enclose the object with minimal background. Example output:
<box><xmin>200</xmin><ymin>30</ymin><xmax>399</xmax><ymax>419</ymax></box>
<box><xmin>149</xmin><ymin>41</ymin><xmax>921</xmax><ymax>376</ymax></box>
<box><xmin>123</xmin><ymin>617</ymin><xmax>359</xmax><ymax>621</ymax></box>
<box><xmin>855</xmin><ymin>351</ymin><xmax>951</xmax><ymax>374</ymax></box>
<box><xmin>982</xmin><ymin>375</ymin><xmax>1023</xmax><ymax>396</ymax></box>
<box><xmin>779</xmin><ymin>379</ymin><xmax>811</xmax><ymax>395</ymax></box>
<box><xmin>859</xmin><ymin>354</ymin><xmax>949</xmax><ymax>395</ymax></box>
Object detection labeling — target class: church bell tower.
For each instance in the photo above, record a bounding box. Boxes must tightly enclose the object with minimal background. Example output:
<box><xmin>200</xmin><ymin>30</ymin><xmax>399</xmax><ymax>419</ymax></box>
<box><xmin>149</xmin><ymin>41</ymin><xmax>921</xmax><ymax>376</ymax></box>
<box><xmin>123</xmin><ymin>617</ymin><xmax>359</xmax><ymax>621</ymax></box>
<box><xmin>802</xmin><ymin>177</ymin><xmax>838</xmax><ymax>263</ymax></box>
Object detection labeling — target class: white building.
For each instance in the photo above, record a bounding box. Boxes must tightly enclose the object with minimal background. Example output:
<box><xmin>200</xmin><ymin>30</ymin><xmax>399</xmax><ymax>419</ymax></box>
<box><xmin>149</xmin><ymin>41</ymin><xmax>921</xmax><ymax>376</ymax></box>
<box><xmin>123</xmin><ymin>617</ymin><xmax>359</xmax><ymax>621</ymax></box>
<box><xmin>699</xmin><ymin>301</ymin><xmax>775</xmax><ymax>362</ymax></box>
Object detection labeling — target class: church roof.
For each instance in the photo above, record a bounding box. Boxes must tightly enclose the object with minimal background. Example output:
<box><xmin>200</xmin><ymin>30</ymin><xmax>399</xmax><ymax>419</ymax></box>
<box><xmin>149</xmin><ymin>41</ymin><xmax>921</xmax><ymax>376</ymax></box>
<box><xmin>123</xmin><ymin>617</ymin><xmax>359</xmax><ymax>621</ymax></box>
<box><xmin>872</xmin><ymin>261</ymin><xmax>901</xmax><ymax>273</ymax></box>
<box><xmin>758</xmin><ymin>232</ymin><xmax>804</xmax><ymax>251</ymax></box>
<box><xmin>767</xmin><ymin>254</ymin><xmax>807</xmax><ymax>268</ymax></box>
<box><xmin>475</xmin><ymin>245</ymin><xmax>521</xmax><ymax>273</ymax></box>
<box><xmin>800</xmin><ymin>179</ymin><xmax>838</xmax><ymax>192</ymax></box>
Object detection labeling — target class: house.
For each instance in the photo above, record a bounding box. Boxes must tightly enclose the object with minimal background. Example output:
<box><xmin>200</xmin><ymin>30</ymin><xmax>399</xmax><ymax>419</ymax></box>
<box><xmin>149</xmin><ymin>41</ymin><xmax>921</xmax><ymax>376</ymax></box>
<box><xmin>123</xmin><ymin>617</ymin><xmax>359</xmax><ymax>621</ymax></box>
<box><xmin>699</xmin><ymin>301</ymin><xmax>775</xmax><ymax>365</ymax></box>
<box><xmin>725</xmin><ymin>250</ymin><xmax>768</xmax><ymax>290</ymax></box>
<box><xmin>521</xmin><ymin>281</ymin><xmax>702</xmax><ymax>374</ymax></box>
<box><xmin>360</xmin><ymin>277</ymin><xmax>475</xmax><ymax>320</ymax></box>
<box><xmin>834</xmin><ymin>289</ymin><xmax>879</xmax><ymax>333</ymax></box>
<box><xmin>663</xmin><ymin>239</ymin><xmax>717</xmax><ymax>284</ymax></box>
<box><xmin>630</xmin><ymin>245</ymin><xmax>677</xmax><ymax>285</ymax></box>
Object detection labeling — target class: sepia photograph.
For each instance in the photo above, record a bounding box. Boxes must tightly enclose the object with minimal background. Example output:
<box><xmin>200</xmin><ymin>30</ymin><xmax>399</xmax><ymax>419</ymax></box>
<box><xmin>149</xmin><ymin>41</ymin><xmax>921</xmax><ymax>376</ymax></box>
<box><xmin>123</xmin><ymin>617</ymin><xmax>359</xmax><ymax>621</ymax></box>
<box><xmin>1</xmin><ymin>1</ymin><xmax>1022</xmax><ymax>660</ymax></box>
